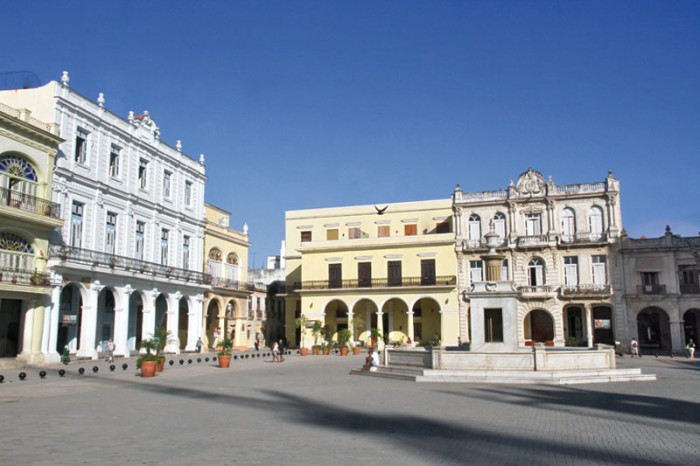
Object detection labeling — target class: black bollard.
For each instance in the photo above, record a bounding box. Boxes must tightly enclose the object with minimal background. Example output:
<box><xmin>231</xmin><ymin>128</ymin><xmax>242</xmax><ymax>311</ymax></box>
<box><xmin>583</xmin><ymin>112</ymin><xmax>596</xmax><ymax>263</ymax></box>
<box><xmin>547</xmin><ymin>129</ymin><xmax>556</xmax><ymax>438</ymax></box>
<box><xmin>39</xmin><ymin>370</ymin><xmax>47</xmax><ymax>379</ymax></box>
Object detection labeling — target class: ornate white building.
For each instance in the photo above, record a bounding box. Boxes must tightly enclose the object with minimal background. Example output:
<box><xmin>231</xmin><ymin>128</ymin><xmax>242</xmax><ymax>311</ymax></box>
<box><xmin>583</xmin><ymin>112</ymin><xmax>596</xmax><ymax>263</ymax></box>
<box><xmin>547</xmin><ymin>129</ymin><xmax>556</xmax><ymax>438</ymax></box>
<box><xmin>454</xmin><ymin>168</ymin><xmax>622</xmax><ymax>350</ymax></box>
<box><xmin>0</xmin><ymin>72</ymin><xmax>208</xmax><ymax>361</ymax></box>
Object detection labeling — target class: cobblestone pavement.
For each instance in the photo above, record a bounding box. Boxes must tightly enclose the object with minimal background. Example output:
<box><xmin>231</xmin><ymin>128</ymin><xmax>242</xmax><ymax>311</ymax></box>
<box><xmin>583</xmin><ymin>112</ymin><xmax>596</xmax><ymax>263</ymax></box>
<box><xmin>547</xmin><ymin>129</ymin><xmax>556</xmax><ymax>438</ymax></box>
<box><xmin>0</xmin><ymin>352</ymin><xmax>698</xmax><ymax>465</ymax></box>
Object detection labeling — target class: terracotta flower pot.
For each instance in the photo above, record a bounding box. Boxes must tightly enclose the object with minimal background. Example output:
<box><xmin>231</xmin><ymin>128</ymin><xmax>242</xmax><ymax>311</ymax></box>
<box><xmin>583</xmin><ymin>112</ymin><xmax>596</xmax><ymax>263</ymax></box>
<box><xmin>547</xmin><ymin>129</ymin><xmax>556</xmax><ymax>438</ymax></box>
<box><xmin>353</xmin><ymin>347</ymin><xmax>361</xmax><ymax>355</ymax></box>
<box><xmin>141</xmin><ymin>360</ymin><xmax>157</xmax><ymax>377</ymax></box>
<box><xmin>156</xmin><ymin>356</ymin><xmax>165</xmax><ymax>372</ymax></box>
<box><xmin>322</xmin><ymin>347</ymin><xmax>330</xmax><ymax>355</ymax></box>
<box><xmin>340</xmin><ymin>347</ymin><xmax>349</xmax><ymax>356</ymax></box>
<box><xmin>300</xmin><ymin>347</ymin><xmax>309</xmax><ymax>356</ymax></box>
<box><xmin>218</xmin><ymin>355</ymin><xmax>232</xmax><ymax>368</ymax></box>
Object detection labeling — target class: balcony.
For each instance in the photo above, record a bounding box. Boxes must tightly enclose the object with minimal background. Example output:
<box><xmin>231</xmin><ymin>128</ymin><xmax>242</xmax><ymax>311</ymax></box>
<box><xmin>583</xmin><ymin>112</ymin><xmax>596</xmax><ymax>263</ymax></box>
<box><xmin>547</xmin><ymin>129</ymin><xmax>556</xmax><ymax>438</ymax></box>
<box><xmin>517</xmin><ymin>235</ymin><xmax>549</xmax><ymax>248</ymax></box>
<box><xmin>0</xmin><ymin>187</ymin><xmax>61</xmax><ymax>220</ymax></box>
<box><xmin>49</xmin><ymin>244</ymin><xmax>211</xmax><ymax>285</ymax></box>
<box><xmin>680</xmin><ymin>283</ymin><xmax>700</xmax><ymax>295</ymax></box>
<box><xmin>298</xmin><ymin>275</ymin><xmax>457</xmax><ymax>291</ymax></box>
<box><xmin>637</xmin><ymin>284</ymin><xmax>667</xmax><ymax>295</ymax></box>
<box><xmin>517</xmin><ymin>285</ymin><xmax>556</xmax><ymax>299</ymax></box>
<box><xmin>0</xmin><ymin>266</ymin><xmax>51</xmax><ymax>287</ymax></box>
<box><xmin>560</xmin><ymin>284</ymin><xmax>612</xmax><ymax>298</ymax></box>
<box><xmin>209</xmin><ymin>276</ymin><xmax>254</xmax><ymax>292</ymax></box>
<box><xmin>461</xmin><ymin>239</ymin><xmax>487</xmax><ymax>250</ymax></box>
<box><xmin>560</xmin><ymin>232</ymin><xmax>607</xmax><ymax>244</ymax></box>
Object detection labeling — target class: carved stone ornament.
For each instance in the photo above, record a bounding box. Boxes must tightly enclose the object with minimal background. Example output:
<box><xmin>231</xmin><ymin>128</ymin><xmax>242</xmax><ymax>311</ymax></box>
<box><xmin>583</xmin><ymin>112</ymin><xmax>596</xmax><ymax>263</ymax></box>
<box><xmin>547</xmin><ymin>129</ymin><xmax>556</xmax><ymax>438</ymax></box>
<box><xmin>515</xmin><ymin>167</ymin><xmax>546</xmax><ymax>196</ymax></box>
<box><xmin>485</xmin><ymin>282</ymin><xmax>497</xmax><ymax>292</ymax></box>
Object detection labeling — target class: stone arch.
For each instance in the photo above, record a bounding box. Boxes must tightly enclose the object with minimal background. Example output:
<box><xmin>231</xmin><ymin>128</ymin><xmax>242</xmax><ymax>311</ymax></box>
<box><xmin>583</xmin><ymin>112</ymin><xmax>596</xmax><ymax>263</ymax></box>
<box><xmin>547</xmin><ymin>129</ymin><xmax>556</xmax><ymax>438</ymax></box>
<box><xmin>351</xmin><ymin>298</ymin><xmax>379</xmax><ymax>343</ymax></box>
<box><xmin>154</xmin><ymin>294</ymin><xmax>168</xmax><ymax>333</ymax></box>
<box><xmin>56</xmin><ymin>282</ymin><xmax>88</xmax><ymax>353</ymax></box>
<box><xmin>127</xmin><ymin>289</ymin><xmax>146</xmax><ymax>351</ymax></box>
<box><xmin>636</xmin><ymin>307</ymin><xmax>671</xmax><ymax>352</ymax></box>
<box><xmin>411</xmin><ymin>297</ymin><xmax>442</xmax><ymax>343</ymax></box>
<box><xmin>381</xmin><ymin>298</ymin><xmax>410</xmax><ymax>343</ymax></box>
<box><xmin>95</xmin><ymin>287</ymin><xmax>117</xmax><ymax>351</ymax></box>
<box><xmin>523</xmin><ymin>308</ymin><xmax>555</xmax><ymax>344</ymax></box>
<box><xmin>323</xmin><ymin>299</ymin><xmax>350</xmax><ymax>340</ymax></box>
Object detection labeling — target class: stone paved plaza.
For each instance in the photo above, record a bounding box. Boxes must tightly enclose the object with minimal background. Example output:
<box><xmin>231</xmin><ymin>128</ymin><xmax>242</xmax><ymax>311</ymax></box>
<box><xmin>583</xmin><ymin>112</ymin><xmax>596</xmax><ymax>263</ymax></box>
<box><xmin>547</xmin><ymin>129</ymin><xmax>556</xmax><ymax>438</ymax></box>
<box><xmin>0</xmin><ymin>352</ymin><xmax>698</xmax><ymax>465</ymax></box>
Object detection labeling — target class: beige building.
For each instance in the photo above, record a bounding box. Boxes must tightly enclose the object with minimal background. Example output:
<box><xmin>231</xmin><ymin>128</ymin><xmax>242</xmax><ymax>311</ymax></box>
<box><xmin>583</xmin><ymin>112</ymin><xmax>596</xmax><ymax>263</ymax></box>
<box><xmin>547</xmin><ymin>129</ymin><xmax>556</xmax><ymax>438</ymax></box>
<box><xmin>202</xmin><ymin>203</ymin><xmax>252</xmax><ymax>350</ymax></box>
<box><xmin>283</xmin><ymin>199</ymin><xmax>459</xmax><ymax>348</ymax></box>
<box><xmin>0</xmin><ymin>101</ymin><xmax>63</xmax><ymax>363</ymax></box>
<box><xmin>454</xmin><ymin>168</ymin><xmax>622</xmax><ymax>350</ymax></box>
<box><xmin>614</xmin><ymin>227</ymin><xmax>700</xmax><ymax>354</ymax></box>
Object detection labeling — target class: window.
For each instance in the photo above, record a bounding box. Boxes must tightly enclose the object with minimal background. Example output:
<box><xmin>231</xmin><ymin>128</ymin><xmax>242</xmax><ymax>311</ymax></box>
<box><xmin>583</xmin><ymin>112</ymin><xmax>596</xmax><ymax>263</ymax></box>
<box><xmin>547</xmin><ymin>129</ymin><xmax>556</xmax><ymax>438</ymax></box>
<box><xmin>588</xmin><ymin>206</ymin><xmax>604</xmax><ymax>239</ymax></box>
<box><xmin>484</xmin><ymin>308</ymin><xmax>504</xmax><ymax>342</ymax></box>
<box><xmin>525</xmin><ymin>213</ymin><xmax>542</xmax><ymax>236</ymax></box>
<box><xmin>358</xmin><ymin>262</ymin><xmax>372</xmax><ymax>287</ymax></box>
<box><xmin>138</xmin><ymin>159</ymin><xmax>148</xmax><ymax>189</ymax></box>
<box><xmin>109</xmin><ymin>145</ymin><xmax>121</xmax><ymax>177</ymax></box>
<box><xmin>163</xmin><ymin>170</ymin><xmax>172</xmax><ymax>199</ymax></box>
<box><xmin>160</xmin><ymin>229</ymin><xmax>169</xmax><ymax>265</ymax></box>
<box><xmin>641</xmin><ymin>271</ymin><xmax>658</xmax><ymax>286</ymax></box>
<box><xmin>184</xmin><ymin>181</ymin><xmax>192</xmax><ymax>206</ymax></box>
<box><xmin>208</xmin><ymin>248</ymin><xmax>222</xmax><ymax>277</ymax></box>
<box><xmin>328</xmin><ymin>263</ymin><xmax>342</xmax><ymax>288</ymax></box>
<box><xmin>679</xmin><ymin>265</ymin><xmax>699</xmax><ymax>294</ymax></box>
<box><xmin>378</xmin><ymin>225</ymin><xmax>390</xmax><ymax>237</ymax></box>
<box><xmin>469</xmin><ymin>260</ymin><xmax>483</xmax><ymax>284</ymax></box>
<box><xmin>492</xmin><ymin>212</ymin><xmax>506</xmax><ymax>242</ymax></box>
<box><xmin>388</xmin><ymin>261</ymin><xmax>402</xmax><ymax>286</ymax></box>
<box><xmin>404</xmin><ymin>224</ymin><xmax>417</xmax><ymax>236</ymax></box>
<box><xmin>226</xmin><ymin>252</ymin><xmax>239</xmax><ymax>281</ymax></box>
<box><xmin>468</xmin><ymin>214</ymin><xmax>481</xmax><ymax>243</ymax></box>
<box><xmin>0</xmin><ymin>154</ymin><xmax>38</xmax><ymax>199</ymax></box>
<box><xmin>182</xmin><ymin>235</ymin><xmax>190</xmax><ymax>270</ymax></box>
<box><xmin>592</xmin><ymin>255</ymin><xmax>607</xmax><ymax>286</ymax></box>
<box><xmin>348</xmin><ymin>227</ymin><xmax>361</xmax><ymax>239</ymax></box>
<box><xmin>326</xmin><ymin>229</ymin><xmax>338</xmax><ymax>240</ymax></box>
<box><xmin>70</xmin><ymin>201</ymin><xmax>84</xmax><ymax>247</ymax></box>
<box><xmin>74</xmin><ymin>128</ymin><xmax>89</xmax><ymax>164</ymax></box>
<box><xmin>135</xmin><ymin>221</ymin><xmax>145</xmax><ymax>260</ymax></box>
<box><xmin>436</xmin><ymin>220</ymin><xmax>451</xmax><ymax>233</ymax></box>
<box><xmin>105</xmin><ymin>212</ymin><xmax>117</xmax><ymax>255</ymax></box>
<box><xmin>564</xmin><ymin>256</ymin><xmax>578</xmax><ymax>286</ymax></box>
<box><xmin>501</xmin><ymin>259</ymin><xmax>509</xmax><ymax>281</ymax></box>
<box><xmin>528</xmin><ymin>258</ymin><xmax>545</xmax><ymax>286</ymax></box>
<box><xmin>421</xmin><ymin>259</ymin><xmax>436</xmax><ymax>286</ymax></box>
<box><xmin>561</xmin><ymin>208</ymin><xmax>576</xmax><ymax>242</ymax></box>
<box><xmin>300</xmin><ymin>231</ymin><xmax>312</xmax><ymax>242</ymax></box>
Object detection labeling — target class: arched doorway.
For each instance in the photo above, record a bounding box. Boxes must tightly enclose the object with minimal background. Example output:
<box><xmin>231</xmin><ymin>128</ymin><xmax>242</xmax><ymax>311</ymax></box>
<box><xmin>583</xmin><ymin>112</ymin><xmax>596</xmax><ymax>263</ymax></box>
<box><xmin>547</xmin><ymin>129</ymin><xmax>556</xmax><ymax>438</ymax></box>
<box><xmin>127</xmin><ymin>291</ymin><xmax>143</xmax><ymax>351</ymax></box>
<box><xmin>381</xmin><ymin>298</ymin><xmax>409</xmax><ymax>343</ymax></box>
<box><xmin>564</xmin><ymin>306</ymin><xmax>585</xmax><ymax>346</ymax></box>
<box><xmin>637</xmin><ymin>307</ymin><xmax>671</xmax><ymax>352</ymax></box>
<box><xmin>524</xmin><ymin>309</ymin><xmax>554</xmax><ymax>343</ymax></box>
<box><xmin>592</xmin><ymin>306</ymin><xmax>614</xmax><ymax>345</ymax></box>
<box><xmin>205</xmin><ymin>300</ymin><xmax>220</xmax><ymax>348</ymax></box>
<box><xmin>324</xmin><ymin>299</ymin><xmax>349</xmax><ymax>341</ymax></box>
<box><xmin>154</xmin><ymin>294</ymin><xmax>168</xmax><ymax>334</ymax></box>
<box><xmin>413</xmin><ymin>298</ymin><xmax>441</xmax><ymax>344</ymax></box>
<box><xmin>96</xmin><ymin>288</ymin><xmax>116</xmax><ymax>351</ymax></box>
<box><xmin>683</xmin><ymin>309</ymin><xmax>700</xmax><ymax>345</ymax></box>
<box><xmin>352</xmin><ymin>299</ymin><xmax>378</xmax><ymax>344</ymax></box>
<box><xmin>57</xmin><ymin>284</ymin><xmax>82</xmax><ymax>353</ymax></box>
<box><xmin>178</xmin><ymin>297</ymin><xmax>189</xmax><ymax>350</ymax></box>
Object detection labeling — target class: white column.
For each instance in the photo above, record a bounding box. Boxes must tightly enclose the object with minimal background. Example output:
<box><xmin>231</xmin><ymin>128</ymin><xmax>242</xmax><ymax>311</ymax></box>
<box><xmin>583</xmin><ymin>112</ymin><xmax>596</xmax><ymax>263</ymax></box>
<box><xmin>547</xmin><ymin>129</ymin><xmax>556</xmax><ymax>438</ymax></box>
<box><xmin>77</xmin><ymin>284</ymin><xmax>100</xmax><ymax>359</ymax></box>
<box><xmin>43</xmin><ymin>288</ymin><xmax>61</xmax><ymax>363</ymax></box>
<box><xmin>185</xmin><ymin>295</ymin><xmax>203</xmax><ymax>352</ymax></box>
<box><xmin>141</xmin><ymin>289</ymin><xmax>157</xmax><ymax>347</ymax></box>
<box><xmin>376</xmin><ymin>311</ymin><xmax>384</xmax><ymax>350</ymax></box>
<box><xmin>113</xmin><ymin>286</ymin><xmax>130</xmax><ymax>357</ymax></box>
<box><xmin>19</xmin><ymin>300</ymin><xmax>34</xmax><ymax>359</ymax></box>
<box><xmin>347</xmin><ymin>310</ymin><xmax>354</xmax><ymax>341</ymax></box>
<box><xmin>407</xmin><ymin>310</ymin><xmax>415</xmax><ymax>343</ymax></box>
<box><xmin>585</xmin><ymin>304</ymin><xmax>593</xmax><ymax>348</ymax></box>
<box><xmin>166</xmin><ymin>292</ymin><xmax>181</xmax><ymax>354</ymax></box>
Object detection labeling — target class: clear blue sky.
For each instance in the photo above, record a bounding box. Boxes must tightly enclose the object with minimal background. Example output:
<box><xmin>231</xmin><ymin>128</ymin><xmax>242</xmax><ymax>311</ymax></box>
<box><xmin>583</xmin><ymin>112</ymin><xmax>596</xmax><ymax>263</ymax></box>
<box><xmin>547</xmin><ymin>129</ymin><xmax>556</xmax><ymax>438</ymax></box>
<box><xmin>4</xmin><ymin>1</ymin><xmax>699</xmax><ymax>266</ymax></box>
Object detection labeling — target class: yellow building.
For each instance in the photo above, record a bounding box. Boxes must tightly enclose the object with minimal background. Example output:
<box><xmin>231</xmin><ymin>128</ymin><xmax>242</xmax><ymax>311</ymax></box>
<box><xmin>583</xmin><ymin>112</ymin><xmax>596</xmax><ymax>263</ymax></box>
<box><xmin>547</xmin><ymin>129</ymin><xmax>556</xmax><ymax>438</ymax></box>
<box><xmin>283</xmin><ymin>199</ymin><xmax>459</xmax><ymax>349</ymax></box>
<box><xmin>202</xmin><ymin>203</ymin><xmax>253</xmax><ymax>350</ymax></box>
<box><xmin>0</xmin><ymin>102</ymin><xmax>62</xmax><ymax>363</ymax></box>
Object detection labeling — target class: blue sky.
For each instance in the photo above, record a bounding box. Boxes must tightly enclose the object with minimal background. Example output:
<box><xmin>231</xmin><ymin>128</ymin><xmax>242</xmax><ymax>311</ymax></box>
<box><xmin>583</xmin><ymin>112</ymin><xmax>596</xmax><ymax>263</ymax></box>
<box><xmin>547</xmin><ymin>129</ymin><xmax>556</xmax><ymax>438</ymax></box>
<box><xmin>3</xmin><ymin>1</ymin><xmax>699</xmax><ymax>266</ymax></box>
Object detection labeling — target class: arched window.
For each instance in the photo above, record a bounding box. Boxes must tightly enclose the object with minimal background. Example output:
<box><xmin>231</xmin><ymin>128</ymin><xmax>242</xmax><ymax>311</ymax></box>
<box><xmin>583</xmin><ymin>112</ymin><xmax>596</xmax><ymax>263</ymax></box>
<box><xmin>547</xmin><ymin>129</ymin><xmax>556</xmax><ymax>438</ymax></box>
<box><xmin>208</xmin><ymin>248</ymin><xmax>222</xmax><ymax>261</ymax></box>
<box><xmin>0</xmin><ymin>153</ymin><xmax>38</xmax><ymax>200</ymax></box>
<box><xmin>528</xmin><ymin>258</ymin><xmax>545</xmax><ymax>287</ymax></box>
<box><xmin>0</xmin><ymin>232</ymin><xmax>34</xmax><ymax>270</ymax></box>
<box><xmin>207</xmin><ymin>248</ymin><xmax>223</xmax><ymax>277</ymax></box>
<box><xmin>468</xmin><ymin>214</ymin><xmax>481</xmax><ymax>244</ymax></box>
<box><xmin>588</xmin><ymin>206</ymin><xmax>604</xmax><ymax>240</ymax></box>
<box><xmin>561</xmin><ymin>208</ymin><xmax>576</xmax><ymax>242</ymax></box>
<box><xmin>226</xmin><ymin>253</ymin><xmax>238</xmax><ymax>265</ymax></box>
<box><xmin>225</xmin><ymin>252</ymin><xmax>240</xmax><ymax>282</ymax></box>
<box><xmin>492</xmin><ymin>212</ymin><xmax>506</xmax><ymax>243</ymax></box>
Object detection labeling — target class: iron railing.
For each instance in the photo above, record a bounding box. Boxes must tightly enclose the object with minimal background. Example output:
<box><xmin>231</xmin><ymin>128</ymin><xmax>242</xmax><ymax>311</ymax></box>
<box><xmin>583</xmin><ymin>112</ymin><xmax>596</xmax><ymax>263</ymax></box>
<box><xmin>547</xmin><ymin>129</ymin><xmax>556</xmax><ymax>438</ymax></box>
<box><xmin>560</xmin><ymin>284</ymin><xmax>612</xmax><ymax>297</ymax></box>
<box><xmin>637</xmin><ymin>284</ymin><xmax>667</xmax><ymax>295</ymax></box>
<box><xmin>209</xmin><ymin>276</ymin><xmax>255</xmax><ymax>291</ymax></box>
<box><xmin>0</xmin><ymin>187</ymin><xmax>61</xmax><ymax>219</ymax></box>
<box><xmin>0</xmin><ymin>266</ymin><xmax>50</xmax><ymax>287</ymax></box>
<box><xmin>298</xmin><ymin>275</ymin><xmax>457</xmax><ymax>291</ymax></box>
<box><xmin>680</xmin><ymin>283</ymin><xmax>700</xmax><ymax>295</ymax></box>
<box><xmin>49</xmin><ymin>244</ymin><xmax>211</xmax><ymax>285</ymax></box>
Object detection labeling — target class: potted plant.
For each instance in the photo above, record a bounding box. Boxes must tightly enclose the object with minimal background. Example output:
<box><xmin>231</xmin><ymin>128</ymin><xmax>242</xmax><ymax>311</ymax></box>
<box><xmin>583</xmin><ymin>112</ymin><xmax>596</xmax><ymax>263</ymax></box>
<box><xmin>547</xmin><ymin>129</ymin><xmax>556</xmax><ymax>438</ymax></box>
<box><xmin>321</xmin><ymin>342</ymin><xmax>332</xmax><ymax>355</ymax></box>
<box><xmin>152</xmin><ymin>328</ymin><xmax>174</xmax><ymax>372</ymax></box>
<box><xmin>337</xmin><ymin>328</ymin><xmax>351</xmax><ymax>356</ymax></box>
<box><xmin>370</xmin><ymin>328</ymin><xmax>381</xmax><ymax>348</ymax></box>
<box><xmin>295</xmin><ymin>315</ymin><xmax>310</xmax><ymax>356</ymax></box>
<box><xmin>218</xmin><ymin>337</ymin><xmax>233</xmax><ymax>368</ymax></box>
<box><xmin>137</xmin><ymin>338</ymin><xmax>160</xmax><ymax>377</ymax></box>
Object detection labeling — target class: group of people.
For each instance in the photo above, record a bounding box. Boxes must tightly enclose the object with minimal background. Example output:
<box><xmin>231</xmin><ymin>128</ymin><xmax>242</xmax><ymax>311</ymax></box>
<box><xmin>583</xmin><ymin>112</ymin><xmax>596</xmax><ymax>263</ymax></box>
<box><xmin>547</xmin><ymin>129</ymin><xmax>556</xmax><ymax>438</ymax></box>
<box><xmin>271</xmin><ymin>339</ymin><xmax>286</xmax><ymax>362</ymax></box>
<box><xmin>630</xmin><ymin>337</ymin><xmax>695</xmax><ymax>359</ymax></box>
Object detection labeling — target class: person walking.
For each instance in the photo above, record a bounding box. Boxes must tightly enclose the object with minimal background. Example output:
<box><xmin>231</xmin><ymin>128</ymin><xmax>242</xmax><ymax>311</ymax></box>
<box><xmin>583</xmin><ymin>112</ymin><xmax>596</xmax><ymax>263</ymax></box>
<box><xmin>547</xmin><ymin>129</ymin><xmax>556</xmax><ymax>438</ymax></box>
<box><xmin>630</xmin><ymin>338</ymin><xmax>640</xmax><ymax>358</ymax></box>
<box><xmin>196</xmin><ymin>337</ymin><xmax>203</xmax><ymax>353</ymax></box>
<box><xmin>105</xmin><ymin>339</ymin><xmax>115</xmax><ymax>363</ymax></box>
<box><xmin>271</xmin><ymin>340</ymin><xmax>279</xmax><ymax>362</ymax></box>
<box><xmin>278</xmin><ymin>339</ymin><xmax>285</xmax><ymax>362</ymax></box>
<box><xmin>686</xmin><ymin>339</ymin><xmax>696</xmax><ymax>359</ymax></box>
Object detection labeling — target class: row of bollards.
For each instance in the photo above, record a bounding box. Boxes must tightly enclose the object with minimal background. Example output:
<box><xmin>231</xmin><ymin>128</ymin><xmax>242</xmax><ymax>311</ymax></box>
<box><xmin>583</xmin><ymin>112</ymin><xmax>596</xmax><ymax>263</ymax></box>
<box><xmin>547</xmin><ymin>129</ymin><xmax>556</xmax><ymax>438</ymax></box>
<box><xmin>0</xmin><ymin>350</ymin><xmax>289</xmax><ymax>383</ymax></box>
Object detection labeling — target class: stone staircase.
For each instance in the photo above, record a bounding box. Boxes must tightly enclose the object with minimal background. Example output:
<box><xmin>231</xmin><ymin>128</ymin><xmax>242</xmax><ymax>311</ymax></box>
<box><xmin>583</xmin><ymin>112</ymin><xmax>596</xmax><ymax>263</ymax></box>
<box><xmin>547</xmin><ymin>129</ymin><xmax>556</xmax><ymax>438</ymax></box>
<box><xmin>352</xmin><ymin>365</ymin><xmax>656</xmax><ymax>384</ymax></box>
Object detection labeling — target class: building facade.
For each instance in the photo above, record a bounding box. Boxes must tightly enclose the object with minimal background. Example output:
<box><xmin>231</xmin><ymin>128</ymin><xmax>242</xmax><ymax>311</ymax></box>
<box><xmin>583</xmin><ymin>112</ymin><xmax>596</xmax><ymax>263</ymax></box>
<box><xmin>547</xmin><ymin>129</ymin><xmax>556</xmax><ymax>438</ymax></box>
<box><xmin>0</xmin><ymin>73</ymin><xmax>209</xmax><ymax>361</ymax></box>
<box><xmin>614</xmin><ymin>227</ymin><xmax>700</xmax><ymax>354</ymax></box>
<box><xmin>202</xmin><ymin>203</ymin><xmax>252</xmax><ymax>350</ymax></box>
<box><xmin>454</xmin><ymin>168</ymin><xmax>622</xmax><ymax>350</ymax></box>
<box><xmin>0</xmin><ymin>101</ymin><xmax>62</xmax><ymax>363</ymax></box>
<box><xmin>283</xmin><ymin>200</ymin><xmax>459</xmax><ymax>348</ymax></box>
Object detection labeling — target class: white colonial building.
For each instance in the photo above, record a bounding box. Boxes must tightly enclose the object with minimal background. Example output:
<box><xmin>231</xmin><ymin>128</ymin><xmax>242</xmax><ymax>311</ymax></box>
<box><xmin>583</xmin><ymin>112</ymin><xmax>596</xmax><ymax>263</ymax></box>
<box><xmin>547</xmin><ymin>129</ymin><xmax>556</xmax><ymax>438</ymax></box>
<box><xmin>0</xmin><ymin>72</ymin><xmax>208</xmax><ymax>361</ymax></box>
<box><xmin>454</xmin><ymin>168</ymin><xmax>622</xmax><ymax>351</ymax></box>
<box><xmin>613</xmin><ymin>227</ymin><xmax>700</xmax><ymax>354</ymax></box>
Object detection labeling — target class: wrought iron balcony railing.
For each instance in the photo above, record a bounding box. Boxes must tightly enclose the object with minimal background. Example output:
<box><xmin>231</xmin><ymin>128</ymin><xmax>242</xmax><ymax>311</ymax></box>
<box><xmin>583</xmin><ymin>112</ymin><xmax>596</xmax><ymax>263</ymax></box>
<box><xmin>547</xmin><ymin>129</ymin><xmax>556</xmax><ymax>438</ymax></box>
<box><xmin>209</xmin><ymin>276</ymin><xmax>255</xmax><ymax>292</ymax></box>
<box><xmin>1</xmin><ymin>187</ymin><xmax>61</xmax><ymax>219</ymax></box>
<box><xmin>637</xmin><ymin>284</ymin><xmax>667</xmax><ymax>295</ymax></box>
<box><xmin>298</xmin><ymin>275</ymin><xmax>456</xmax><ymax>291</ymax></box>
<box><xmin>560</xmin><ymin>284</ymin><xmax>612</xmax><ymax>297</ymax></box>
<box><xmin>517</xmin><ymin>285</ymin><xmax>556</xmax><ymax>296</ymax></box>
<box><xmin>49</xmin><ymin>244</ymin><xmax>212</xmax><ymax>285</ymax></box>
<box><xmin>517</xmin><ymin>235</ymin><xmax>549</xmax><ymax>247</ymax></box>
<box><xmin>680</xmin><ymin>283</ymin><xmax>700</xmax><ymax>295</ymax></box>
<box><xmin>0</xmin><ymin>265</ymin><xmax>51</xmax><ymax>287</ymax></box>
